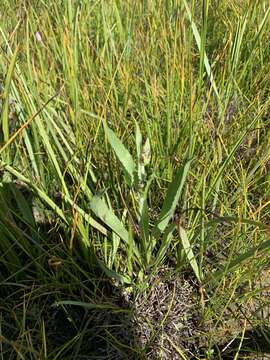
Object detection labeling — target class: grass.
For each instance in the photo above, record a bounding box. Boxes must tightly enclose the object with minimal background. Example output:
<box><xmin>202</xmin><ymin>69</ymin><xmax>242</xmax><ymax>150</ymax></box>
<box><xmin>1</xmin><ymin>0</ymin><xmax>270</xmax><ymax>358</ymax></box>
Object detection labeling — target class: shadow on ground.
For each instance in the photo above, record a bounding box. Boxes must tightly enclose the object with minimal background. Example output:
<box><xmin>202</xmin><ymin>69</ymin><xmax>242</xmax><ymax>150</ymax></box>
<box><xmin>2</xmin><ymin>181</ymin><xmax>270</xmax><ymax>359</ymax></box>
<box><xmin>0</xmin><ymin>181</ymin><xmax>138</xmax><ymax>359</ymax></box>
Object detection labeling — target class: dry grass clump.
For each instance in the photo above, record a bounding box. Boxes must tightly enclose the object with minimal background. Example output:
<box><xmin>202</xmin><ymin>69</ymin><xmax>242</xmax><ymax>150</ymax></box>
<box><xmin>133</xmin><ymin>269</ymin><xmax>201</xmax><ymax>359</ymax></box>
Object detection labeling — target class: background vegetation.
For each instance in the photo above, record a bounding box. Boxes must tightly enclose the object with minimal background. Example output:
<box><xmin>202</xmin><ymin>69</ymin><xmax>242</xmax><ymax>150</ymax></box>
<box><xmin>0</xmin><ymin>0</ymin><xmax>270</xmax><ymax>358</ymax></box>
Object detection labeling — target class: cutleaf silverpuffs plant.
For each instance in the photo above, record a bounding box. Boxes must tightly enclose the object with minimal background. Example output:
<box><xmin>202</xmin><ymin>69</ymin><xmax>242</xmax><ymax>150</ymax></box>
<box><xmin>87</xmin><ymin>121</ymin><xmax>199</xmax><ymax>285</ymax></box>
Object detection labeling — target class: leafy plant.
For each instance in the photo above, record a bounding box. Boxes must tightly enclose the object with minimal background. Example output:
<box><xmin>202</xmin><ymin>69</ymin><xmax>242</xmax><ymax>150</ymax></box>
<box><xmin>86</xmin><ymin>122</ymin><xmax>198</xmax><ymax>285</ymax></box>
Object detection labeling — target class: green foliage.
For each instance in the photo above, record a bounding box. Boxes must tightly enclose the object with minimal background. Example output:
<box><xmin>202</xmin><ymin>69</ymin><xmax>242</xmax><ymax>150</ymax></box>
<box><xmin>0</xmin><ymin>0</ymin><xmax>270</xmax><ymax>357</ymax></box>
<box><xmin>100</xmin><ymin>123</ymin><xmax>193</xmax><ymax>277</ymax></box>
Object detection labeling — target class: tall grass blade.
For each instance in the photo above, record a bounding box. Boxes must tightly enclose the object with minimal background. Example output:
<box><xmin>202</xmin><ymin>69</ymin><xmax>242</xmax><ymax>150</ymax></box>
<box><xmin>207</xmin><ymin>238</ymin><xmax>270</xmax><ymax>284</ymax></box>
<box><xmin>206</xmin><ymin>105</ymin><xmax>266</xmax><ymax>202</ymax></box>
<box><xmin>154</xmin><ymin>223</ymin><xmax>176</xmax><ymax>268</ymax></box>
<box><xmin>53</xmin><ymin>300</ymin><xmax>121</xmax><ymax>310</ymax></box>
<box><xmin>0</xmin><ymin>160</ymin><xmax>67</xmax><ymax>223</ymax></box>
<box><xmin>0</xmin><ymin>45</ymin><xmax>19</xmax><ymax>145</ymax></box>
<box><xmin>153</xmin><ymin>159</ymin><xmax>193</xmax><ymax>238</ymax></box>
<box><xmin>183</xmin><ymin>0</ymin><xmax>220</xmax><ymax>101</ymax></box>
<box><xmin>139</xmin><ymin>177</ymin><xmax>153</xmax><ymax>263</ymax></box>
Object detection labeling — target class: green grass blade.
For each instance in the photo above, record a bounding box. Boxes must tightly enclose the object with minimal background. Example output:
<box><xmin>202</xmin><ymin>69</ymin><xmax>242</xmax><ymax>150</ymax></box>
<box><xmin>0</xmin><ymin>45</ymin><xmax>19</xmax><ymax>144</ymax></box>
<box><xmin>206</xmin><ymin>105</ymin><xmax>266</xmax><ymax>202</ymax></box>
<box><xmin>153</xmin><ymin>159</ymin><xmax>193</xmax><ymax>238</ymax></box>
<box><xmin>139</xmin><ymin>177</ymin><xmax>153</xmax><ymax>263</ymax></box>
<box><xmin>154</xmin><ymin>223</ymin><xmax>176</xmax><ymax>268</ymax></box>
<box><xmin>135</xmin><ymin>121</ymin><xmax>143</xmax><ymax>182</ymax></box>
<box><xmin>239</xmin><ymin>7</ymin><xmax>270</xmax><ymax>80</ymax></box>
<box><xmin>0</xmin><ymin>160</ymin><xmax>67</xmax><ymax>223</ymax></box>
<box><xmin>53</xmin><ymin>300</ymin><xmax>121</xmax><ymax>310</ymax></box>
<box><xmin>183</xmin><ymin>0</ymin><xmax>220</xmax><ymax>102</ymax></box>
<box><xmin>207</xmin><ymin>238</ymin><xmax>270</xmax><ymax>284</ymax></box>
<box><xmin>206</xmin><ymin>215</ymin><xmax>270</xmax><ymax>233</ymax></box>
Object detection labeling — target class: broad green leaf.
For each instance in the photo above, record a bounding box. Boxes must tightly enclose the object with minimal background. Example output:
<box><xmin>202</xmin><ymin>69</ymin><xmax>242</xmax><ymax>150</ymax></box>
<box><xmin>178</xmin><ymin>225</ymin><xmax>201</xmax><ymax>282</ymax></box>
<box><xmin>153</xmin><ymin>159</ymin><xmax>193</xmax><ymax>238</ymax></box>
<box><xmin>90</xmin><ymin>194</ymin><xmax>129</xmax><ymax>240</ymax></box>
<box><xmin>63</xmin><ymin>194</ymin><xmax>107</xmax><ymax>235</ymax></box>
<box><xmin>109</xmin><ymin>232</ymin><xmax>120</xmax><ymax>268</ymax></box>
<box><xmin>89</xmin><ymin>194</ymin><xmax>140</xmax><ymax>259</ymax></box>
<box><xmin>104</xmin><ymin>122</ymin><xmax>136</xmax><ymax>186</ymax></box>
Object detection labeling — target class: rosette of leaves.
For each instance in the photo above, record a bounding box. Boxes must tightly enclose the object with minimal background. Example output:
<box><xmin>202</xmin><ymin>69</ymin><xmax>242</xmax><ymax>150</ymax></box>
<box><xmin>88</xmin><ymin>121</ymin><xmax>199</xmax><ymax>286</ymax></box>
